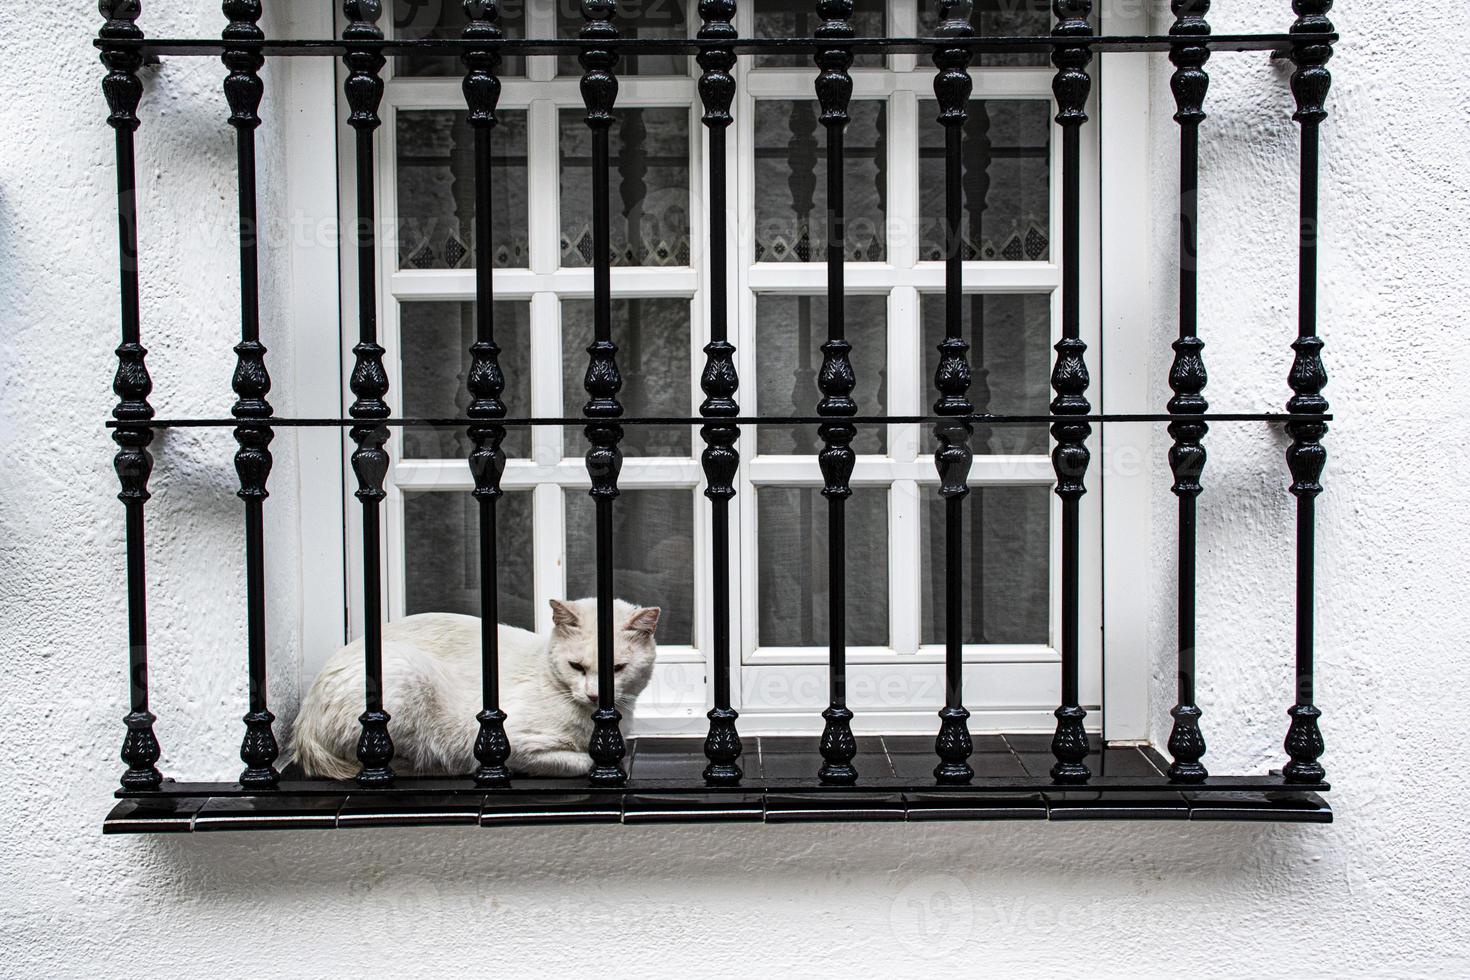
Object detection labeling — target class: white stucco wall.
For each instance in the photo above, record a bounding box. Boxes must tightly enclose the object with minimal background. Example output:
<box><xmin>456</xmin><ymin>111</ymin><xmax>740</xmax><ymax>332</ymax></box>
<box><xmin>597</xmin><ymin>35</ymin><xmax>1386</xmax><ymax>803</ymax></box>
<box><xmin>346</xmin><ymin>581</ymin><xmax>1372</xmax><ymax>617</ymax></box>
<box><xmin>2</xmin><ymin>3</ymin><xmax>1467</xmax><ymax>977</ymax></box>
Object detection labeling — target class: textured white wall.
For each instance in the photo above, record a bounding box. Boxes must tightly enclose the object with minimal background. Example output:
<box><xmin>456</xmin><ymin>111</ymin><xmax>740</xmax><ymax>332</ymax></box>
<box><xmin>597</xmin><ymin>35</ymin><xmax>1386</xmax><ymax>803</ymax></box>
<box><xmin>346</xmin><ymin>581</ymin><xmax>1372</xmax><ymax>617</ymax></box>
<box><xmin>2</xmin><ymin>3</ymin><xmax>1467</xmax><ymax>978</ymax></box>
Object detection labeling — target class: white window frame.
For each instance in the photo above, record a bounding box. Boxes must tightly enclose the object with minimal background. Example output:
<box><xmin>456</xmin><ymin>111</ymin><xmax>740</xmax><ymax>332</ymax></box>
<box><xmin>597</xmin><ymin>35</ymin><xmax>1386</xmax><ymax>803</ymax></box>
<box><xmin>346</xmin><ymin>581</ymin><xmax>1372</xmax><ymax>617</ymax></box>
<box><xmin>292</xmin><ymin>0</ymin><xmax>1153</xmax><ymax>741</ymax></box>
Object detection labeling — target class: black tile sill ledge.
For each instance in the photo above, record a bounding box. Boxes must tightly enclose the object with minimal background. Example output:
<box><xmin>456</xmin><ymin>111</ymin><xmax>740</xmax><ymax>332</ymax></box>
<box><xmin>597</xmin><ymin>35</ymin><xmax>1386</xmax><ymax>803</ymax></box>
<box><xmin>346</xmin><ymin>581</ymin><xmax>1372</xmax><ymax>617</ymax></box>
<box><xmin>104</xmin><ymin>735</ymin><xmax>1331</xmax><ymax>832</ymax></box>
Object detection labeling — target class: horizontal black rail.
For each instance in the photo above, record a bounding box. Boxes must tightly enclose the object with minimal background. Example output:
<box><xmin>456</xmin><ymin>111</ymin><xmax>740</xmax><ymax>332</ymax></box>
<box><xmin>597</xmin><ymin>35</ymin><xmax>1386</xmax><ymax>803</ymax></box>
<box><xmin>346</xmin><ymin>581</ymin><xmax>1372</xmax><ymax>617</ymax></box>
<box><xmin>122</xmin><ymin>774</ymin><xmax>1329</xmax><ymax>799</ymax></box>
<box><xmin>109</xmin><ymin>413</ymin><xmax>1326</xmax><ymax>430</ymax></box>
<box><xmin>96</xmin><ymin>33</ymin><xmax>1331</xmax><ymax>59</ymax></box>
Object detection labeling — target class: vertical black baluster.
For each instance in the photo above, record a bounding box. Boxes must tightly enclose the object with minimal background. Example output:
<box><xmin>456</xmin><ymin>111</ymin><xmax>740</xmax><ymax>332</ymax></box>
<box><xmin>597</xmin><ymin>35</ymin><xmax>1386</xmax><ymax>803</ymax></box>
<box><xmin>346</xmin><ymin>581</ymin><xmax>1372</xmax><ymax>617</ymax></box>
<box><xmin>698</xmin><ymin>0</ymin><xmax>743</xmax><ymax>786</ymax></box>
<box><xmin>814</xmin><ymin>0</ymin><xmax>858</xmax><ymax>785</ymax></box>
<box><xmin>1282</xmin><ymin>0</ymin><xmax>1332</xmax><ymax>785</ymax></box>
<box><xmin>1164</xmin><ymin>0</ymin><xmax>1210</xmax><ymax>785</ymax></box>
<box><xmin>223</xmin><ymin>0</ymin><xmax>279</xmax><ymax>788</ymax></box>
<box><xmin>580</xmin><ymin>0</ymin><xmax>628</xmax><ymax>787</ymax></box>
<box><xmin>1048</xmin><ymin>0</ymin><xmax>1093</xmax><ymax>785</ymax></box>
<box><xmin>930</xmin><ymin>0</ymin><xmax>975</xmax><ymax>786</ymax></box>
<box><xmin>101</xmin><ymin>0</ymin><xmax>163</xmax><ymax>791</ymax></box>
<box><xmin>463</xmin><ymin>0</ymin><xmax>512</xmax><ymax>787</ymax></box>
<box><xmin>343</xmin><ymin>0</ymin><xmax>394</xmax><ymax>787</ymax></box>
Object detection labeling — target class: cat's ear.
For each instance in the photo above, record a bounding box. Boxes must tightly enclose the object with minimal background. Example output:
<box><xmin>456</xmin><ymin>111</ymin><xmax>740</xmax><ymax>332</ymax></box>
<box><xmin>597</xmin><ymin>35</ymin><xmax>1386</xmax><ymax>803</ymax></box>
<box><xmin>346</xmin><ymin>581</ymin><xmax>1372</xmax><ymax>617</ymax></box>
<box><xmin>549</xmin><ymin>599</ymin><xmax>580</xmax><ymax>633</ymax></box>
<box><xmin>623</xmin><ymin>606</ymin><xmax>661</xmax><ymax>637</ymax></box>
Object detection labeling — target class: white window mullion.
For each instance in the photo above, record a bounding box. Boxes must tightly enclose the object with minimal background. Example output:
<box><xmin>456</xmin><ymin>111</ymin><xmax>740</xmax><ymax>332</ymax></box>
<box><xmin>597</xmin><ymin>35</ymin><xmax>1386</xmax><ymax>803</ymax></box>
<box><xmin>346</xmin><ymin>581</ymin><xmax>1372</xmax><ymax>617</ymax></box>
<box><xmin>529</xmin><ymin>291</ymin><xmax>562</xmax><ymax>466</ymax></box>
<box><xmin>527</xmin><ymin>99</ymin><xmax>560</xmax><ymax>276</ymax></box>
<box><xmin>533</xmin><ymin>483</ymin><xmax>564</xmax><ymax>635</ymax></box>
<box><xmin>526</xmin><ymin>3</ymin><xmax>556</xmax><ymax>84</ymax></box>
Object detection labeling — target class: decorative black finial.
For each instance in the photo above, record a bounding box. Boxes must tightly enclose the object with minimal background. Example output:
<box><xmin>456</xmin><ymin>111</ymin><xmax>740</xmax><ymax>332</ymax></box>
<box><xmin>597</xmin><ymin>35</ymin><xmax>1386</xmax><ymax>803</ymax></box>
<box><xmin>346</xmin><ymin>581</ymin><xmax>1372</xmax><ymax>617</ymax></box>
<box><xmin>1169</xmin><ymin>0</ymin><xmax>1211</xmax><ymax>125</ymax></box>
<box><xmin>222</xmin><ymin>1</ymin><xmax>264</xmax><ymax>131</ymax></box>
<box><xmin>343</xmin><ymin>0</ymin><xmax>386</xmax><ymax>133</ymax></box>
<box><xmin>580</xmin><ymin>0</ymin><xmax>620</xmax><ymax>130</ymax></box>
<box><xmin>1289</xmin><ymin>0</ymin><xmax>1334</xmax><ymax>124</ymax></box>
<box><xmin>100</xmin><ymin>0</ymin><xmax>145</xmax><ymax>134</ymax></box>
<box><xmin>1051</xmin><ymin>0</ymin><xmax>1093</xmax><ymax>126</ymax></box>
<box><xmin>697</xmin><ymin>0</ymin><xmax>737</xmax><ymax>129</ymax></box>
<box><xmin>463</xmin><ymin>0</ymin><xmax>503</xmax><ymax>128</ymax></box>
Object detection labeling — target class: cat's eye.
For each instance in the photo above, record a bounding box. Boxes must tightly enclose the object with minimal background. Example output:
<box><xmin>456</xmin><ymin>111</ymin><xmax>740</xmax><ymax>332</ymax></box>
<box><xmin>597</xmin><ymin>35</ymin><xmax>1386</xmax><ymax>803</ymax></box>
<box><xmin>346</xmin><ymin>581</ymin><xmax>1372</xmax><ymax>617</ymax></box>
<box><xmin>571</xmin><ymin>663</ymin><xmax>586</xmax><ymax>674</ymax></box>
<box><xmin>614</xmin><ymin>664</ymin><xmax>626</xmax><ymax>673</ymax></box>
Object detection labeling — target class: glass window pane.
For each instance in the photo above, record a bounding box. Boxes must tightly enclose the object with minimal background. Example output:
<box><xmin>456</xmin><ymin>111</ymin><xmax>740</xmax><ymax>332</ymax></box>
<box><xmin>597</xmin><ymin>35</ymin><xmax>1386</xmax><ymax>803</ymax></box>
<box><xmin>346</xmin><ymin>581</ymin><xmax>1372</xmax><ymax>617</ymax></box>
<box><xmin>566</xmin><ymin>489</ymin><xmax>695</xmax><ymax>646</ymax></box>
<box><xmin>560</xmin><ymin>107</ymin><xmax>691</xmax><ymax>268</ymax></box>
<box><xmin>758</xmin><ymin>487</ymin><xmax>888</xmax><ymax>648</ymax></box>
<box><xmin>918</xmin><ymin>100</ymin><xmax>1050</xmax><ymax>262</ymax></box>
<box><xmin>917</xmin><ymin>0</ymin><xmax>1058</xmax><ymax>68</ymax></box>
<box><xmin>756</xmin><ymin>294</ymin><xmax>886</xmax><ymax>456</ymax></box>
<box><xmin>396</xmin><ymin>109</ymin><xmax>529</xmax><ymax>270</ymax></box>
<box><xmin>404</xmin><ymin>490</ymin><xmax>536</xmax><ymax>630</ymax></box>
<box><xmin>400</xmin><ymin>301</ymin><xmax>532</xmax><ymax>459</ymax></box>
<box><xmin>754</xmin><ymin>100</ymin><xmax>887</xmax><ymax>263</ymax></box>
<box><xmin>562</xmin><ymin>299</ymin><xmax>691</xmax><ymax>458</ymax></box>
<box><xmin>392</xmin><ymin>0</ymin><xmax>528</xmax><ymax>77</ymax></box>
<box><xmin>752</xmin><ymin>0</ymin><xmax>885</xmax><ymax>69</ymax></box>
<box><xmin>921</xmin><ymin>293</ymin><xmax>1050</xmax><ymax>455</ymax></box>
<box><xmin>557</xmin><ymin>0</ymin><xmax>691</xmax><ymax>76</ymax></box>
<box><xmin>920</xmin><ymin>486</ymin><xmax>1050</xmax><ymax>645</ymax></box>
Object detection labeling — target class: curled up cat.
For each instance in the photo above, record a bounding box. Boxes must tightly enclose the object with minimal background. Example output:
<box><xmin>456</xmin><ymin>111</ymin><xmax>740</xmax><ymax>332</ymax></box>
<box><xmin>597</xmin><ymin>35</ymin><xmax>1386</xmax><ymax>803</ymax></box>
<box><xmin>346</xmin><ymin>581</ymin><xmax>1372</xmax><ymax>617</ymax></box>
<box><xmin>290</xmin><ymin>598</ymin><xmax>660</xmax><ymax>779</ymax></box>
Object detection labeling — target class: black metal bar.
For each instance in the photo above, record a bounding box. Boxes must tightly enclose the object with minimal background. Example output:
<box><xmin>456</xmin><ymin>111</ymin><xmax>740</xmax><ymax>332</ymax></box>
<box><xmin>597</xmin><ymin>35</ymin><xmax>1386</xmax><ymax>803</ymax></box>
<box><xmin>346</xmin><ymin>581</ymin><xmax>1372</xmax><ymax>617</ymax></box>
<box><xmin>580</xmin><ymin>0</ymin><xmax>628</xmax><ymax>788</ymax></box>
<box><xmin>1282</xmin><ymin>0</ymin><xmax>1332</xmax><ymax>785</ymax></box>
<box><xmin>1048</xmin><ymin>0</ymin><xmax>1093</xmax><ymax>786</ymax></box>
<box><xmin>343</xmin><ymin>0</ymin><xmax>394</xmax><ymax>787</ymax></box>
<box><xmin>101</xmin><ymin>0</ymin><xmax>163</xmax><ymax>793</ymax></box>
<box><xmin>122</xmin><ymin>770</ymin><xmax>1333</xmax><ymax>801</ymax></box>
<box><xmin>1164</xmin><ymin>0</ymin><xmax>1211</xmax><ymax>785</ymax></box>
<box><xmin>929</xmin><ymin>0</ymin><xmax>975</xmax><ymax>787</ymax></box>
<box><xmin>814</xmin><ymin>0</ymin><xmax>858</xmax><ymax>786</ymax></box>
<box><xmin>697</xmin><ymin>0</ymin><xmax>743</xmax><ymax>787</ymax></box>
<box><xmin>462</xmin><ymin>0</ymin><xmax>512</xmax><ymax>788</ymax></box>
<box><xmin>223</xmin><ymin>0</ymin><xmax>279</xmax><ymax>789</ymax></box>
<box><xmin>97</xmin><ymin>33</ymin><xmax>1332</xmax><ymax>59</ymax></box>
<box><xmin>112</xmin><ymin>412</ymin><xmax>1322</xmax><ymax>430</ymax></box>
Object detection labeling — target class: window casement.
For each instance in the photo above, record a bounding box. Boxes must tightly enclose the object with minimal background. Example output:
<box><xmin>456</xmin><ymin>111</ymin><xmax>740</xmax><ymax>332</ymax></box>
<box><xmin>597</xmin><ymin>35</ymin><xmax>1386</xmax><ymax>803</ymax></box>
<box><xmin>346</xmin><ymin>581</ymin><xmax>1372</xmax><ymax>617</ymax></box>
<box><xmin>97</xmin><ymin>0</ymin><xmax>1338</xmax><ymax>831</ymax></box>
<box><xmin>346</xmin><ymin>0</ymin><xmax>1102</xmax><ymax>737</ymax></box>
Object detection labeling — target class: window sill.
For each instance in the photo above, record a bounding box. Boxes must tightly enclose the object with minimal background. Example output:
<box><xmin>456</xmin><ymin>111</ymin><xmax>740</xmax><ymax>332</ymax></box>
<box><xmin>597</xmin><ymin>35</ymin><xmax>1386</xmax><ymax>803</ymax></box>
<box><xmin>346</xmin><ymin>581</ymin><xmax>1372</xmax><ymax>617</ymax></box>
<box><xmin>103</xmin><ymin>735</ymin><xmax>1331</xmax><ymax>833</ymax></box>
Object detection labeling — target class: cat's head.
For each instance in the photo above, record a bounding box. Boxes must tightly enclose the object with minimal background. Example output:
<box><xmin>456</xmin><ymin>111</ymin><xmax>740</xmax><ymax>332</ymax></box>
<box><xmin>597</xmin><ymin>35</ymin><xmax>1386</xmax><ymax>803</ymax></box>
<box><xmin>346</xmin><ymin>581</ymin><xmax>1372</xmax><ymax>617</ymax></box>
<box><xmin>546</xmin><ymin>597</ymin><xmax>660</xmax><ymax>710</ymax></box>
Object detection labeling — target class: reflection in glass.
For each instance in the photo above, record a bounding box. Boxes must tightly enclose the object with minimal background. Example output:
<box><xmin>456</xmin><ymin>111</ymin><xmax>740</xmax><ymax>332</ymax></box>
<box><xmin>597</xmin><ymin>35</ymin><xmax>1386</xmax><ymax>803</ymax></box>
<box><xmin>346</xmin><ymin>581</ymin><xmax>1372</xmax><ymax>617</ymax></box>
<box><xmin>921</xmin><ymin>293</ymin><xmax>1051</xmax><ymax>455</ymax></box>
<box><xmin>400</xmin><ymin>301</ymin><xmax>532</xmax><ymax>460</ymax></box>
<box><xmin>557</xmin><ymin>0</ymin><xmax>690</xmax><ymax>76</ymax></box>
<box><xmin>752</xmin><ymin>0</ymin><xmax>885</xmax><ymax>68</ymax></box>
<box><xmin>918</xmin><ymin>100</ymin><xmax>1050</xmax><ymax>262</ymax></box>
<box><xmin>754</xmin><ymin>100</ymin><xmax>887</xmax><ymax>263</ymax></box>
<box><xmin>758</xmin><ymin>487</ymin><xmax>888</xmax><ymax>648</ymax></box>
<box><xmin>756</xmin><ymin>294</ymin><xmax>887</xmax><ymax>456</ymax></box>
<box><xmin>917</xmin><ymin>0</ymin><xmax>1058</xmax><ymax>68</ymax></box>
<box><xmin>404</xmin><ymin>490</ymin><xmax>536</xmax><ymax>630</ymax></box>
<box><xmin>396</xmin><ymin>109</ymin><xmax>529</xmax><ymax>270</ymax></box>
<box><xmin>920</xmin><ymin>486</ymin><xmax>1050</xmax><ymax>645</ymax></box>
<box><xmin>562</xmin><ymin>299</ymin><xmax>691</xmax><ymax>458</ymax></box>
<box><xmin>566</xmin><ymin>490</ymin><xmax>695</xmax><ymax>645</ymax></box>
<box><xmin>560</xmin><ymin>108</ymin><xmax>690</xmax><ymax>268</ymax></box>
<box><xmin>392</xmin><ymin>0</ymin><xmax>528</xmax><ymax>77</ymax></box>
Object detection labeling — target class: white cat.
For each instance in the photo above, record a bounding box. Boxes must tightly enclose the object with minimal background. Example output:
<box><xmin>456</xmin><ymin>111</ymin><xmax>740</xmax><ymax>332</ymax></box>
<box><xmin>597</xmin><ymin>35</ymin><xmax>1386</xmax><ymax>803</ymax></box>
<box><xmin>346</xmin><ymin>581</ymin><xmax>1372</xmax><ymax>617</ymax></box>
<box><xmin>290</xmin><ymin>598</ymin><xmax>660</xmax><ymax>779</ymax></box>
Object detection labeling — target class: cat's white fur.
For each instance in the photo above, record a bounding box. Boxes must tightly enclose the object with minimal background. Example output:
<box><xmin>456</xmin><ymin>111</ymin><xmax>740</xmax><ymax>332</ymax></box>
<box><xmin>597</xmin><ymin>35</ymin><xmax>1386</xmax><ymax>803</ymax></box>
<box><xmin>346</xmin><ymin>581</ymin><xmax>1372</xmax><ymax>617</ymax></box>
<box><xmin>289</xmin><ymin>597</ymin><xmax>660</xmax><ymax>779</ymax></box>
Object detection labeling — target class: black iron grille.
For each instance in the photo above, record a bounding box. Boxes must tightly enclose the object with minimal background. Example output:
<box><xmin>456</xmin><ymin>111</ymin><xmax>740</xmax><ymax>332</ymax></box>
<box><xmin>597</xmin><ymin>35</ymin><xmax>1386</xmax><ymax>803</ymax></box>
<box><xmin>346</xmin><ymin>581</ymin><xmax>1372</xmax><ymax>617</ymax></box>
<box><xmin>98</xmin><ymin>0</ymin><xmax>1336</xmax><ymax>831</ymax></box>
